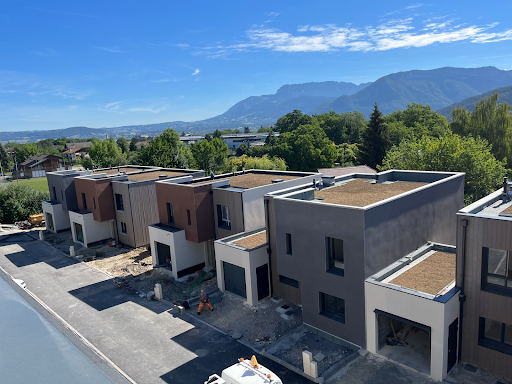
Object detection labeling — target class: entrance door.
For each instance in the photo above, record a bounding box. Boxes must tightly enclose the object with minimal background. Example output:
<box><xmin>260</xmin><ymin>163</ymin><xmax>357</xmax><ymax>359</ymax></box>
<box><xmin>156</xmin><ymin>242</ymin><xmax>171</xmax><ymax>267</ymax></box>
<box><xmin>46</xmin><ymin>213</ymin><xmax>54</xmax><ymax>232</ymax></box>
<box><xmin>223</xmin><ymin>262</ymin><xmax>246</xmax><ymax>298</ymax></box>
<box><xmin>256</xmin><ymin>264</ymin><xmax>270</xmax><ymax>300</ymax></box>
<box><xmin>75</xmin><ymin>223</ymin><xmax>84</xmax><ymax>243</ymax></box>
<box><xmin>447</xmin><ymin>318</ymin><xmax>458</xmax><ymax>373</ymax></box>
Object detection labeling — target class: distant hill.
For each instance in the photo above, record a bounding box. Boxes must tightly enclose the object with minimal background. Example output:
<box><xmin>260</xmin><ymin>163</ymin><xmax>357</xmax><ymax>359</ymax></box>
<box><xmin>309</xmin><ymin>67</ymin><xmax>512</xmax><ymax>116</ymax></box>
<box><xmin>3</xmin><ymin>67</ymin><xmax>512</xmax><ymax>144</ymax></box>
<box><xmin>436</xmin><ymin>85</ymin><xmax>512</xmax><ymax>121</ymax></box>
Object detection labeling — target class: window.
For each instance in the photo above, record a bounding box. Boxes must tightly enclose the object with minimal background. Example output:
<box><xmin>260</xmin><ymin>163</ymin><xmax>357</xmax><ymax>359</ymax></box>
<box><xmin>286</xmin><ymin>233</ymin><xmax>292</xmax><ymax>255</ymax></box>
<box><xmin>118</xmin><ymin>221</ymin><xmax>127</xmax><ymax>235</ymax></box>
<box><xmin>115</xmin><ymin>194</ymin><xmax>124</xmax><ymax>212</ymax></box>
<box><xmin>166</xmin><ymin>203</ymin><xmax>174</xmax><ymax>225</ymax></box>
<box><xmin>482</xmin><ymin>247</ymin><xmax>512</xmax><ymax>296</ymax></box>
<box><xmin>93</xmin><ymin>197</ymin><xmax>96</xmax><ymax>209</ymax></box>
<box><xmin>320</xmin><ymin>293</ymin><xmax>345</xmax><ymax>323</ymax></box>
<box><xmin>52</xmin><ymin>187</ymin><xmax>57</xmax><ymax>201</ymax></box>
<box><xmin>82</xmin><ymin>193</ymin><xmax>87</xmax><ymax>211</ymax></box>
<box><xmin>279</xmin><ymin>275</ymin><xmax>299</xmax><ymax>288</ymax></box>
<box><xmin>217</xmin><ymin>205</ymin><xmax>231</xmax><ymax>230</ymax></box>
<box><xmin>61</xmin><ymin>190</ymin><xmax>64</xmax><ymax>200</ymax></box>
<box><xmin>326</xmin><ymin>237</ymin><xmax>344</xmax><ymax>276</ymax></box>
<box><xmin>187</xmin><ymin>210</ymin><xmax>191</xmax><ymax>225</ymax></box>
<box><xmin>479</xmin><ymin>317</ymin><xmax>512</xmax><ymax>355</ymax></box>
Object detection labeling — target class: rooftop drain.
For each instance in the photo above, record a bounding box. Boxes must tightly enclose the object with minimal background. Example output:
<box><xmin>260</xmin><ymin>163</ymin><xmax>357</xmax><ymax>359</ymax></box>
<box><xmin>272</xmin><ymin>179</ymin><xmax>284</xmax><ymax>184</ymax></box>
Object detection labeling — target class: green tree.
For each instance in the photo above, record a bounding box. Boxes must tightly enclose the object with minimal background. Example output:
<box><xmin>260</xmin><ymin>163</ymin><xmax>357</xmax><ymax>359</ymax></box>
<box><xmin>191</xmin><ymin>137</ymin><xmax>229</xmax><ymax>173</ymax></box>
<box><xmin>273</xmin><ymin>124</ymin><xmax>337</xmax><ymax>171</ymax></box>
<box><xmin>451</xmin><ymin>92</ymin><xmax>512</xmax><ymax>165</ymax></box>
<box><xmin>244</xmin><ymin>126</ymin><xmax>251</xmax><ymax>134</ymax></box>
<box><xmin>14</xmin><ymin>143</ymin><xmax>41</xmax><ymax>163</ymax></box>
<box><xmin>88</xmin><ymin>139</ymin><xmax>127</xmax><ymax>168</ymax></box>
<box><xmin>316</xmin><ymin>111</ymin><xmax>367</xmax><ymax>145</ymax></box>
<box><xmin>274</xmin><ymin>110</ymin><xmax>313</xmax><ymax>133</ymax></box>
<box><xmin>386</xmin><ymin>103</ymin><xmax>450</xmax><ymax>146</ymax></box>
<box><xmin>0</xmin><ymin>183</ymin><xmax>49</xmax><ymax>223</ymax></box>
<box><xmin>225</xmin><ymin>155</ymin><xmax>286</xmax><ymax>172</ymax></box>
<box><xmin>212</xmin><ymin>129</ymin><xmax>222</xmax><ymax>139</ymax></box>
<box><xmin>129</xmin><ymin>137</ymin><xmax>138</xmax><ymax>152</ymax></box>
<box><xmin>138</xmin><ymin>128</ymin><xmax>190</xmax><ymax>168</ymax></box>
<box><xmin>0</xmin><ymin>142</ymin><xmax>10</xmax><ymax>171</ymax></box>
<box><xmin>337</xmin><ymin>143</ymin><xmax>360</xmax><ymax>167</ymax></box>
<box><xmin>264</xmin><ymin>130</ymin><xmax>277</xmax><ymax>147</ymax></box>
<box><xmin>257</xmin><ymin>126</ymin><xmax>273</xmax><ymax>133</ymax></box>
<box><xmin>359</xmin><ymin>103</ymin><xmax>391</xmax><ymax>169</ymax></box>
<box><xmin>380</xmin><ymin>131</ymin><xmax>506</xmax><ymax>204</ymax></box>
<box><xmin>116</xmin><ymin>137</ymin><xmax>129</xmax><ymax>154</ymax></box>
<box><xmin>236</xmin><ymin>143</ymin><xmax>249</xmax><ymax>156</ymax></box>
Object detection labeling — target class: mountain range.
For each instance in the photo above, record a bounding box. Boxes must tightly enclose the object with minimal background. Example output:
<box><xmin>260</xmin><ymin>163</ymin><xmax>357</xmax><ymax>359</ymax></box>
<box><xmin>2</xmin><ymin>66</ymin><xmax>512</xmax><ymax>143</ymax></box>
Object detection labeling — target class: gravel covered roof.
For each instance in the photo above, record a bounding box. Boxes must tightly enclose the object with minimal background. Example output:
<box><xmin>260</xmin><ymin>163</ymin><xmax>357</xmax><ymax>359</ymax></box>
<box><xmin>231</xmin><ymin>231</ymin><xmax>267</xmax><ymax>249</ymax></box>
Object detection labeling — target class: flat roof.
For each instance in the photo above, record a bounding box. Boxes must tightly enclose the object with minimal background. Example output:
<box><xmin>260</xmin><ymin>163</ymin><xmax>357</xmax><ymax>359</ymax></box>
<box><xmin>231</xmin><ymin>231</ymin><xmax>267</xmax><ymax>249</ymax></box>
<box><xmin>191</xmin><ymin>173</ymin><xmax>302</xmax><ymax>189</ymax></box>
<box><xmin>384</xmin><ymin>251</ymin><xmax>456</xmax><ymax>295</ymax></box>
<box><xmin>315</xmin><ymin>178</ymin><xmax>427</xmax><ymax>207</ymax></box>
<box><xmin>93</xmin><ymin>167</ymin><xmax>143</xmax><ymax>175</ymax></box>
<box><xmin>126</xmin><ymin>170</ymin><xmax>190</xmax><ymax>182</ymax></box>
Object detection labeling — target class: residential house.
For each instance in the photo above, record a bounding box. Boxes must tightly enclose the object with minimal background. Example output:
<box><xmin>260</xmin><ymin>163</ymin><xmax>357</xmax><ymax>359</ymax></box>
<box><xmin>149</xmin><ymin>170</ymin><xmax>319</xmax><ymax>281</ymax></box>
<box><xmin>455</xmin><ymin>179</ymin><xmax>512</xmax><ymax>380</ymax></box>
<box><xmin>135</xmin><ymin>141</ymin><xmax>149</xmax><ymax>150</ymax></box>
<box><xmin>19</xmin><ymin>154</ymin><xmax>70</xmax><ymax>178</ymax></box>
<box><xmin>263</xmin><ymin>170</ymin><xmax>465</xmax><ymax>351</ymax></box>
<box><xmin>69</xmin><ymin>167</ymin><xmax>204</xmax><ymax>248</ymax></box>
<box><xmin>63</xmin><ymin>142</ymin><xmax>93</xmax><ymax>161</ymax></box>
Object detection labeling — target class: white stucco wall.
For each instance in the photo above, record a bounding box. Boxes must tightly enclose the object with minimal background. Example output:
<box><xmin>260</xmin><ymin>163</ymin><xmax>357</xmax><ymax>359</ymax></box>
<box><xmin>365</xmin><ymin>281</ymin><xmax>459</xmax><ymax>381</ymax></box>
<box><xmin>42</xmin><ymin>202</ymin><xmax>70</xmax><ymax>232</ymax></box>
<box><xmin>214</xmin><ymin>240</ymin><xmax>269</xmax><ymax>306</ymax></box>
<box><xmin>69</xmin><ymin>211</ymin><xmax>114</xmax><ymax>248</ymax></box>
<box><xmin>148</xmin><ymin>225</ymin><xmax>206</xmax><ymax>279</ymax></box>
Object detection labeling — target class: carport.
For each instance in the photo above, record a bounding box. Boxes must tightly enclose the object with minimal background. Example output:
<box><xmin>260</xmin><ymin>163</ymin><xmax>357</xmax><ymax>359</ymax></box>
<box><xmin>375</xmin><ymin>310</ymin><xmax>431</xmax><ymax>375</ymax></box>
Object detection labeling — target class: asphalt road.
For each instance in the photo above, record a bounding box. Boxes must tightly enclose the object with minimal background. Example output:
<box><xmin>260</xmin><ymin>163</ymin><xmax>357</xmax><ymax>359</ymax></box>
<box><xmin>0</xmin><ymin>233</ymin><xmax>311</xmax><ymax>384</ymax></box>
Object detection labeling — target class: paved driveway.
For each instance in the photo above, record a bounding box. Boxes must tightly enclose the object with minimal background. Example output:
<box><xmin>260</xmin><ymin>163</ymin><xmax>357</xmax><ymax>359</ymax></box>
<box><xmin>0</xmin><ymin>233</ymin><xmax>310</xmax><ymax>384</ymax></box>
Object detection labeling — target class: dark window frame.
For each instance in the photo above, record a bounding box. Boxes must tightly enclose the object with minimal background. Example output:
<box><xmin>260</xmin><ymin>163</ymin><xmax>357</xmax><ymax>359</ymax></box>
<box><xmin>118</xmin><ymin>221</ymin><xmax>127</xmax><ymax>235</ymax></box>
<box><xmin>286</xmin><ymin>233</ymin><xmax>292</xmax><ymax>255</ymax></box>
<box><xmin>326</xmin><ymin>237</ymin><xmax>344</xmax><ymax>276</ymax></box>
<box><xmin>82</xmin><ymin>193</ymin><xmax>87</xmax><ymax>211</ymax></box>
<box><xmin>52</xmin><ymin>186</ymin><xmax>57</xmax><ymax>201</ymax></box>
<box><xmin>279</xmin><ymin>275</ymin><xmax>299</xmax><ymax>288</ymax></box>
<box><xmin>115</xmin><ymin>193</ymin><xmax>124</xmax><ymax>212</ymax></box>
<box><xmin>166</xmin><ymin>202</ymin><xmax>174</xmax><ymax>225</ymax></box>
<box><xmin>481</xmin><ymin>247</ymin><xmax>512</xmax><ymax>298</ymax></box>
<box><xmin>320</xmin><ymin>292</ymin><xmax>345</xmax><ymax>323</ymax></box>
<box><xmin>187</xmin><ymin>210</ymin><xmax>191</xmax><ymax>225</ymax></box>
<box><xmin>478</xmin><ymin>317</ymin><xmax>512</xmax><ymax>356</ymax></box>
<box><xmin>217</xmin><ymin>204</ymin><xmax>231</xmax><ymax>230</ymax></box>
<box><xmin>93</xmin><ymin>197</ymin><xmax>96</xmax><ymax>209</ymax></box>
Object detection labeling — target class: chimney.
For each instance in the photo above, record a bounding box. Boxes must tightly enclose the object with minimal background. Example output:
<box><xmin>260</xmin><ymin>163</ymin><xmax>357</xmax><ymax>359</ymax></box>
<box><xmin>334</xmin><ymin>163</ymin><xmax>340</xmax><ymax>168</ymax></box>
<box><xmin>322</xmin><ymin>175</ymin><xmax>335</xmax><ymax>187</ymax></box>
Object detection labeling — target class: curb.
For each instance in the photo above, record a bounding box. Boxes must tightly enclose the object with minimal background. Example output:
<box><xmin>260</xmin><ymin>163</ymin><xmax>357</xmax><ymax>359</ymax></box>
<box><xmin>0</xmin><ymin>264</ymin><xmax>136</xmax><ymax>384</ymax></box>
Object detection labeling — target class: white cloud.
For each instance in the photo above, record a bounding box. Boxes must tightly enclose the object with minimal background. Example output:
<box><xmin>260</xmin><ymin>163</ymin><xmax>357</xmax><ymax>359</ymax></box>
<box><xmin>127</xmin><ymin>106</ymin><xmax>167</xmax><ymax>113</ymax></box>
<box><xmin>192</xmin><ymin>68</ymin><xmax>200</xmax><ymax>75</ymax></box>
<box><xmin>99</xmin><ymin>46</ymin><xmax>124</xmax><ymax>53</ymax></box>
<box><xmin>405</xmin><ymin>3</ymin><xmax>423</xmax><ymax>9</ymax></box>
<box><xmin>104</xmin><ymin>101</ymin><xmax>122</xmax><ymax>110</ymax></box>
<box><xmin>196</xmin><ymin>15</ymin><xmax>512</xmax><ymax>57</ymax></box>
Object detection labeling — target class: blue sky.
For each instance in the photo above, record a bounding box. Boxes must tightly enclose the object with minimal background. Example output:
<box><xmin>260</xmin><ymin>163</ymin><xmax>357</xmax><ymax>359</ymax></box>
<box><xmin>1</xmin><ymin>1</ymin><xmax>511</xmax><ymax>131</ymax></box>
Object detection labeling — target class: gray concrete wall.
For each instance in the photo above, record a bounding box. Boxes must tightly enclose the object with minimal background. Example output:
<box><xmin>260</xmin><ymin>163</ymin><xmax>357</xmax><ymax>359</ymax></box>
<box><xmin>47</xmin><ymin>171</ymin><xmax>90</xmax><ymax>212</ymax></box>
<box><xmin>363</xmin><ymin>174</ymin><xmax>465</xmax><ymax>276</ymax></box>
<box><xmin>273</xmin><ymin>198</ymin><xmax>367</xmax><ymax>347</ymax></box>
<box><xmin>112</xmin><ymin>182</ymin><xmax>134</xmax><ymax>247</ymax></box>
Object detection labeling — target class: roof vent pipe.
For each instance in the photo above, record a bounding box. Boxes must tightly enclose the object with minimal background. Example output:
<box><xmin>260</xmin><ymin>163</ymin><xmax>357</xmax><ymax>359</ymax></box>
<box><xmin>322</xmin><ymin>175</ymin><xmax>335</xmax><ymax>187</ymax></box>
<box><xmin>272</xmin><ymin>179</ymin><xmax>283</xmax><ymax>184</ymax></box>
<box><xmin>375</xmin><ymin>174</ymin><xmax>379</xmax><ymax>184</ymax></box>
<box><xmin>503</xmin><ymin>177</ymin><xmax>510</xmax><ymax>202</ymax></box>
<box><xmin>158</xmin><ymin>175</ymin><xmax>168</xmax><ymax>179</ymax></box>
<box><xmin>210</xmin><ymin>172</ymin><xmax>215</xmax><ymax>180</ymax></box>
<box><xmin>334</xmin><ymin>163</ymin><xmax>340</xmax><ymax>168</ymax></box>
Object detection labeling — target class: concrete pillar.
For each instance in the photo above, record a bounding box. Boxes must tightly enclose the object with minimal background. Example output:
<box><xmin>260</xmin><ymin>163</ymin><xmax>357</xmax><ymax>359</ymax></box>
<box><xmin>302</xmin><ymin>350</ymin><xmax>312</xmax><ymax>376</ymax></box>
<box><xmin>155</xmin><ymin>283</ymin><xmax>163</xmax><ymax>300</ymax></box>
<box><xmin>39</xmin><ymin>231</ymin><xmax>44</xmax><ymax>241</ymax></box>
<box><xmin>69</xmin><ymin>246</ymin><xmax>75</xmax><ymax>257</ymax></box>
<box><xmin>310</xmin><ymin>361</ymin><xmax>318</xmax><ymax>379</ymax></box>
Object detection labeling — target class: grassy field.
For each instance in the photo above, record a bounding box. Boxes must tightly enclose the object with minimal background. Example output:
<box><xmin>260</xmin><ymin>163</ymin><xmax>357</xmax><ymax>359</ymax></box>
<box><xmin>13</xmin><ymin>177</ymin><xmax>49</xmax><ymax>193</ymax></box>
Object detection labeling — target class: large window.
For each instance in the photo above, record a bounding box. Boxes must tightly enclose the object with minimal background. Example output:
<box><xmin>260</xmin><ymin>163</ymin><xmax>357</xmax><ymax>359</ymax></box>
<box><xmin>286</xmin><ymin>233</ymin><xmax>292</xmax><ymax>255</ymax></box>
<box><xmin>279</xmin><ymin>275</ymin><xmax>299</xmax><ymax>288</ymax></box>
<box><xmin>166</xmin><ymin>203</ymin><xmax>174</xmax><ymax>225</ymax></box>
<box><xmin>326</xmin><ymin>237</ymin><xmax>344</xmax><ymax>276</ymax></box>
<box><xmin>320</xmin><ymin>293</ymin><xmax>345</xmax><ymax>323</ymax></box>
<box><xmin>479</xmin><ymin>317</ymin><xmax>512</xmax><ymax>356</ymax></box>
<box><xmin>482</xmin><ymin>247</ymin><xmax>512</xmax><ymax>296</ymax></box>
<box><xmin>187</xmin><ymin>210</ymin><xmax>191</xmax><ymax>225</ymax></box>
<box><xmin>217</xmin><ymin>205</ymin><xmax>231</xmax><ymax>230</ymax></box>
<box><xmin>115</xmin><ymin>194</ymin><xmax>124</xmax><ymax>212</ymax></box>
<box><xmin>118</xmin><ymin>221</ymin><xmax>127</xmax><ymax>235</ymax></box>
<box><xmin>81</xmin><ymin>193</ymin><xmax>87</xmax><ymax>211</ymax></box>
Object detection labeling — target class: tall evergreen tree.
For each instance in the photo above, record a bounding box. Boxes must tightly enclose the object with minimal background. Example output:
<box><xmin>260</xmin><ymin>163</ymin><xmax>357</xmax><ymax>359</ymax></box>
<box><xmin>359</xmin><ymin>103</ymin><xmax>390</xmax><ymax>169</ymax></box>
<box><xmin>0</xmin><ymin>142</ymin><xmax>9</xmax><ymax>171</ymax></box>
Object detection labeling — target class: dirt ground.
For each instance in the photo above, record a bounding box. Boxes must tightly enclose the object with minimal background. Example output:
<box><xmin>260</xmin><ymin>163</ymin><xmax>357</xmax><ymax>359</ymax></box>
<box><xmin>190</xmin><ymin>293</ymin><xmax>303</xmax><ymax>350</ymax></box>
<box><xmin>266</xmin><ymin>324</ymin><xmax>355</xmax><ymax>376</ymax></box>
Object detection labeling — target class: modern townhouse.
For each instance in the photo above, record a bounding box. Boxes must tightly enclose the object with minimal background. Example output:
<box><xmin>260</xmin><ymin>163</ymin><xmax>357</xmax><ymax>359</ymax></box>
<box><xmin>262</xmin><ymin>170</ymin><xmax>465</xmax><ymax>352</ymax></box>
<box><xmin>149</xmin><ymin>170</ymin><xmax>319</xmax><ymax>282</ymax></box>
<box><xmin>455</xmin><ymin>179</ymin><xmax>512</xmax><ymax>380</ymax></box>
<box><xmin>69</xmin><ymin>167</ymin><xmax>204</xmax><ymax>248</ymax></box>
